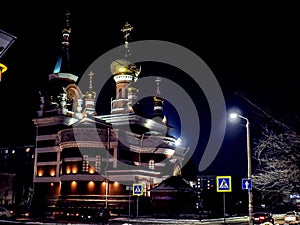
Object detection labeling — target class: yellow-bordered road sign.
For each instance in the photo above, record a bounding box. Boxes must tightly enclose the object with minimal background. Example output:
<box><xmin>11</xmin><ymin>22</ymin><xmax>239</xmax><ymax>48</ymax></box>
<box><xmin>216</xmin><ymin>176</ymin><xmax>232</xmax><ymax>192</ymax></box>
<box><xmin>133</xmin><ymin>183</ymin><xmax>144</xmax><ymax>196</ymax></box>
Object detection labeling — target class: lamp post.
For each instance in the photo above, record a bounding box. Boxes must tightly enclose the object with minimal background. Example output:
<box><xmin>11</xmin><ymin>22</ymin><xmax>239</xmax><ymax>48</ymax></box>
<box><xmin>0</xmin><ymin>63</ymin><xmax>7</xmax><ymax>81</ymax></box>
<box><xmin>0</xmin><ymin>29</ymin><xmax>17</xmax><ymax>82</ymax></box>
<box><xmin>229</xmin><ymin>113</ymin><xmax>253</xmax><ymax>225</ymax></box>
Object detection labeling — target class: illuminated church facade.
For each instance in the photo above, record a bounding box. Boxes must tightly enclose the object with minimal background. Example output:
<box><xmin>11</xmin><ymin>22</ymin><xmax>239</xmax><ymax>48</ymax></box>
<box><xmin>31</xmin><ymin>12</ymin><xmax>189</xmax><ymax>217</ymax></box>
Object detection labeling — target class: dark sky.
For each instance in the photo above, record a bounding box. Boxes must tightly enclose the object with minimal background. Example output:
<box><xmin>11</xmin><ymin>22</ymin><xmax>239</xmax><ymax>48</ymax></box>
<box><xmin>0</xmin><ymin>2</ymin><xmax>299</xmax><ymax>177</ymax></box>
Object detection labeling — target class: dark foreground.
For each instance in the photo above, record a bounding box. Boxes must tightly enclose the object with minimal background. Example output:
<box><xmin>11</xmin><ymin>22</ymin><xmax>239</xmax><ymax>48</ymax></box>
<box><xmin>0</xmin><ymin>214</ymin><xmax>286</xmax><ymax>225</ymax></box>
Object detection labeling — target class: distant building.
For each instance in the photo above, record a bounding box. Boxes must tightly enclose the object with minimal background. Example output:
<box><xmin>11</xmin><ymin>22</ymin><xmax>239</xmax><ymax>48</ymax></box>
<box><xmin>150</xmin><ymin>176</ymin><xmax>197</xmax><ymax>218</ymax></box>
<box><xmin>0</xmin><ymin>146</ymin><xmax>35</xmax><ymax>208</ymax></box>
<box><xmin>0</xmin><ymin>173</ymin><xmax>15</xmax><ymax>206</ymax></box>
<box><xmin>192</xmin><ymin>175</ymin><xmax>217</xmax><ymax>217</ymax></box>
<box><xmin>31</xmin><ymin>12</ymin><xmax>189</xmax><ymax>217</ymax></box>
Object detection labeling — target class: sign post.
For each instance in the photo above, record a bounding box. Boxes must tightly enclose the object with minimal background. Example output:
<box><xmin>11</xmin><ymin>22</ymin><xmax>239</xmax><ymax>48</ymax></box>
<box><xmin>216</xmin><ymin>176</ymin><xmax>232</xmax><ymax>224</ymax></box>
<box><xmin>126</xmin><ymin>185</ymin><xmax>133</xmax><ymax>223</ymax></box>
<box><xmin>132</xmin><ymin>183</ymin><xmax>143</xmax><ymax>224</ymax></box>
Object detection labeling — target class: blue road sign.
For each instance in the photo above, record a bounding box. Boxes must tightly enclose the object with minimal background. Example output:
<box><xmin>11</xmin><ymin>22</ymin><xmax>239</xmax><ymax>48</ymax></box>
<box><xmin>242</xmin><ymin>178</ymin><xmax>252</xmax><ymax>190</ymax></box>
<box><xmin>133</xmin><ymin>183</ymin><xmax>143</xmax><ymax>196</ymax></box>
<box><xmin>216</xmin><ymin>176</ymin><xmax>231</xmax><ymax>192</ymax></box>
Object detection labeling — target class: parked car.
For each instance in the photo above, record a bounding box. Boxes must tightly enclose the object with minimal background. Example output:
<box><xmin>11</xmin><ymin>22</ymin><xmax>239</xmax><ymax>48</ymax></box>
<box><xmin>53</xmin><ymin>207</ymin><xmax>101</xmax><ymax>222</ymax></box>
<box><xmin>252</xmin><ymin>212</ymin><xmax>274</xmax><ymax>224</ymax></box>
<box><xmin>0</xmin><ymin>206</ymin><xmax>14</xmax><ymax>219</ymax></box>
<box><xmin>284</xmin><ymin>211</ymin><xmax>300</xmax><ymax>224</ymax></box>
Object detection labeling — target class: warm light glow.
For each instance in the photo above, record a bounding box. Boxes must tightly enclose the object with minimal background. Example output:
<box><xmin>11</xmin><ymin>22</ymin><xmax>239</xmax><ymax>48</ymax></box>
<box><xmin>66</xmin><ymin>166</ymin><xmax>71</xmax><ymax>174</ymax></box>
<box><xmin>88</xmin><ymin>181</ymin><xmax>95</xmax><ymax>185</ymax></box>
<box><xmin>88</xmin><ymin>181</ymin><xmax>95</xmax><ymax>191</ymax></box>
<box><xmin>72</xmin><ymin>166</ymin><xmax>78</xmax><ymax>173</ymax></box>
<box><xmin>113</xmin><ymin>182</ymin><xmax>119</xmax><ymax>187</ymax></box>
<box><xmin>89</xmin><ymin>168</ymin><xmax>94</xmax><ymax>174</ymax></box>
<box><xmin>50</xmin><ymin>170</ymin><xmax>55</xmax><ymax>176</ymax></box>
<box><xmin>38</xmin><ymin>169</ymin><xmax>44</xmax><ymax>176</ymax></box>
<box><xmin>25</xmin><ymin>147</ymin><xmax>30</xmax><ymax>153</ymax></box>
<box><xmin>51</xmin><ymin>183</ymin><xmax>54</xmax><ymax>186</ymax></box>
<box><xmin>71</xmin><ymin>181</ymin><xmax>77</xmax><ymax>192</ymax></box>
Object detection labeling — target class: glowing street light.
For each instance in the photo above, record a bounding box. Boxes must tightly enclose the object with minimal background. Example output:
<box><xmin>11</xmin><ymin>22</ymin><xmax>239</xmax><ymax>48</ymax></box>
<box><xmin>0</xmin><ymin>29</ymin><xmax>17</xmax><ymax>82</ymax></box>
<box><xmin>229</xmin><ymin>112</ymin><xmax>253</xmax><ymax>225</ymax></box>
<box><xmin>0</xmin><ymin>63</ymin><xmax>7</xmax><ymax>81</ymax></box>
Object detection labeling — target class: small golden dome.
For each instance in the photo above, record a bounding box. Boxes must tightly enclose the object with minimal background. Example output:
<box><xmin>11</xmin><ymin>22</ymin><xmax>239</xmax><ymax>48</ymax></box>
<box><xmin>110</xmin><ymin>59</ymin><xmax>140</xmax><ymax>76</ymax></box>
<box><xmin>128</xmin><ymin>85</ymin><xmax>138</xmax><ymax>92</ymax></box>
<box><xmin>85</xmin><ymin>90</ymin><xmax>96</xmax><ymax>99</ymax></box>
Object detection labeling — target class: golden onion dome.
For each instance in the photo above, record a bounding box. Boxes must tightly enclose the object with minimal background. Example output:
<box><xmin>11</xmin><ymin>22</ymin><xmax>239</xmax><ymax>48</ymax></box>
<box><xmin>110</xmin><ymin>59</ymin><xmax>140</xmax><ymax>77</ymax></box>
<box><xmin>85</xmin><ymin>90</ymin><xmax>96</xmax><ymax>99</ymax></box>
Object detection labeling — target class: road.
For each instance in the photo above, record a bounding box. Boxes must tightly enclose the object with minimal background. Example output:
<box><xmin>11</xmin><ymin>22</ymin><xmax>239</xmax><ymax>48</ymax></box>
<box><xmin>0</xmin><ymin>214</ymin><xmax>287</xmax><ymax>225</ymax></box>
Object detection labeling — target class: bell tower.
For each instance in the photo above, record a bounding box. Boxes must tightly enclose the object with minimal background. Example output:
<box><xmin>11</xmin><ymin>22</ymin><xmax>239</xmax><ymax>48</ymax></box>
<box><xmin>110</xmin><ymin>22</ymin><xmax>141</xmax><ymax>114</ymax></box>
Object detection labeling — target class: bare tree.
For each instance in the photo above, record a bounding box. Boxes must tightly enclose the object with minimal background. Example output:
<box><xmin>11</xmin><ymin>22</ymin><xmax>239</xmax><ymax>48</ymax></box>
<box><xmin>252</xmin><ymin>128</ymin><xmax>300</xmax><ymax>203</ymax></box>
<box><xmin>236</xmin><ymin>92</ymin><xmax>300</xmax><ymax>204</ymax></box>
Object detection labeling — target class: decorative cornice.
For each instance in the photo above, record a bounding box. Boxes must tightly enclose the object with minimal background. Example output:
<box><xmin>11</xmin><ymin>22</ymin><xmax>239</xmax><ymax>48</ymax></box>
<box><xmin>32</xmin><ymin>116</ymin><xmax>74</xmax><ymax>126</ymax></box>
<box><xmin>57</xmin><ymin>127</ymin><xmax>115</xmax><ymax>143</ymax></box>
<box><xmin>60</xmin><ymin>174</ymin><xmax>105</xmax><ymax>182</ymax></box>
<box><xmin>59</xmin><ymin>141</ymin><xmax>107</xmax><ymax>149</ymax></box>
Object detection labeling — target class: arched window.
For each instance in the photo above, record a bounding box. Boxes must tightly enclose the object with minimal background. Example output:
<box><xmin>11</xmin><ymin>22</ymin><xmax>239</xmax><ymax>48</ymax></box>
<box><xmin>95</xmin><ymin>155</ymin><xmax>101</xmax><ymax>173</ymax></box>
<box><xmin>173</xmin><ymin>165</ymin><xmax>182</xmax><ymax>176</ymax></box>
<box><xmin>149</xmin><ymin>159</ymin><xmax>155</xmax><ymax>170</ymax></box>
<box><xmin>82</xmin><ymin>155</ymin><xmax>89</xmax><ymax>172</ymax></box>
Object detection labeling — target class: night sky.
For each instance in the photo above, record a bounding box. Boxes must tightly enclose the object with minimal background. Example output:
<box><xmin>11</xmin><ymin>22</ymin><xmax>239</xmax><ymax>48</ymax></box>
<box><xmin>0</xmin><ymin>2</ymin><xmax>299</xmax><ymax>177</ymax></box>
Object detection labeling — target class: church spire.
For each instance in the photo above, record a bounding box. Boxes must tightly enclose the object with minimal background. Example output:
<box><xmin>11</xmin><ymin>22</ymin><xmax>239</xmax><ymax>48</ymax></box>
<box><xmin>44</xmin><ymin>10</ymin><xmax>78</xmax><ymax>116</ymax></box>
<box><xmin>152</xmin><ymin>77</ymin><xmax>167</xmax><ymax>125</ymax></box>
<box><xmin>84</xmin><ymin>71</ymin><xmax>97</xmax><ymax>116</ymax></box>
<box><xmin>49</xmin><ymin>10</ymin><xmax>77</xmax><ymax>83</ymax></box>
<box><xmin>120</xmin><ymin>21</ymin><xmax>134</xmax><ymax>58</ymax></box>
<box><xmin>53</xmin><ymin>10</ymin><xmax>72</xmax><ymax>74</ymax></box>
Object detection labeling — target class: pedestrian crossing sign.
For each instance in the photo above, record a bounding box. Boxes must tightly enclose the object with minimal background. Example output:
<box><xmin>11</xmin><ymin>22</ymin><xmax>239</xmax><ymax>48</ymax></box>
<box><xmin>133</xmin><ymin>183</ymin><xmax>144</xmax><ymax>196</ymax></box>
<box><xmin>216</xmin><ymin>176</ymin><xmax>232</xmax><ymax>192</ymax></box>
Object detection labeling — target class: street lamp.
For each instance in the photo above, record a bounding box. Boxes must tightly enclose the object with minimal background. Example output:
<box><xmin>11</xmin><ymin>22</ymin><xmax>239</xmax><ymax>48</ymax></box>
<box><xmin>0</xmin><ymin>29</ymin><xmax>17</xmax><ymax>82</ymax></box>
<box><xmin>229</xmin><ymin>113</ymin><xmax>253</xmax><ymax>225</ymax></box>
<box><xmin>0</xmin><ymin>63</ymin><xmax>7</xmax><ymax>81</ymax></box>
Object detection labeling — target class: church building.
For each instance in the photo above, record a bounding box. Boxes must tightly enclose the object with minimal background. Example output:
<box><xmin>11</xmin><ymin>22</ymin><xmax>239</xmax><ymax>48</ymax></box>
<box><xmin>31</xmin><ymin>11</ymin><xmax>189</xmax><ymax>217</ymax></box>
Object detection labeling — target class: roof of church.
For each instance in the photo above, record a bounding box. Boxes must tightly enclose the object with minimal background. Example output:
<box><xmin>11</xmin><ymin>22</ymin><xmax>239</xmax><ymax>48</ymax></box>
<box><xmin>150</xmin><ymin>176</ymin><xmax>195</xmax><ymax>192</ymax></box>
